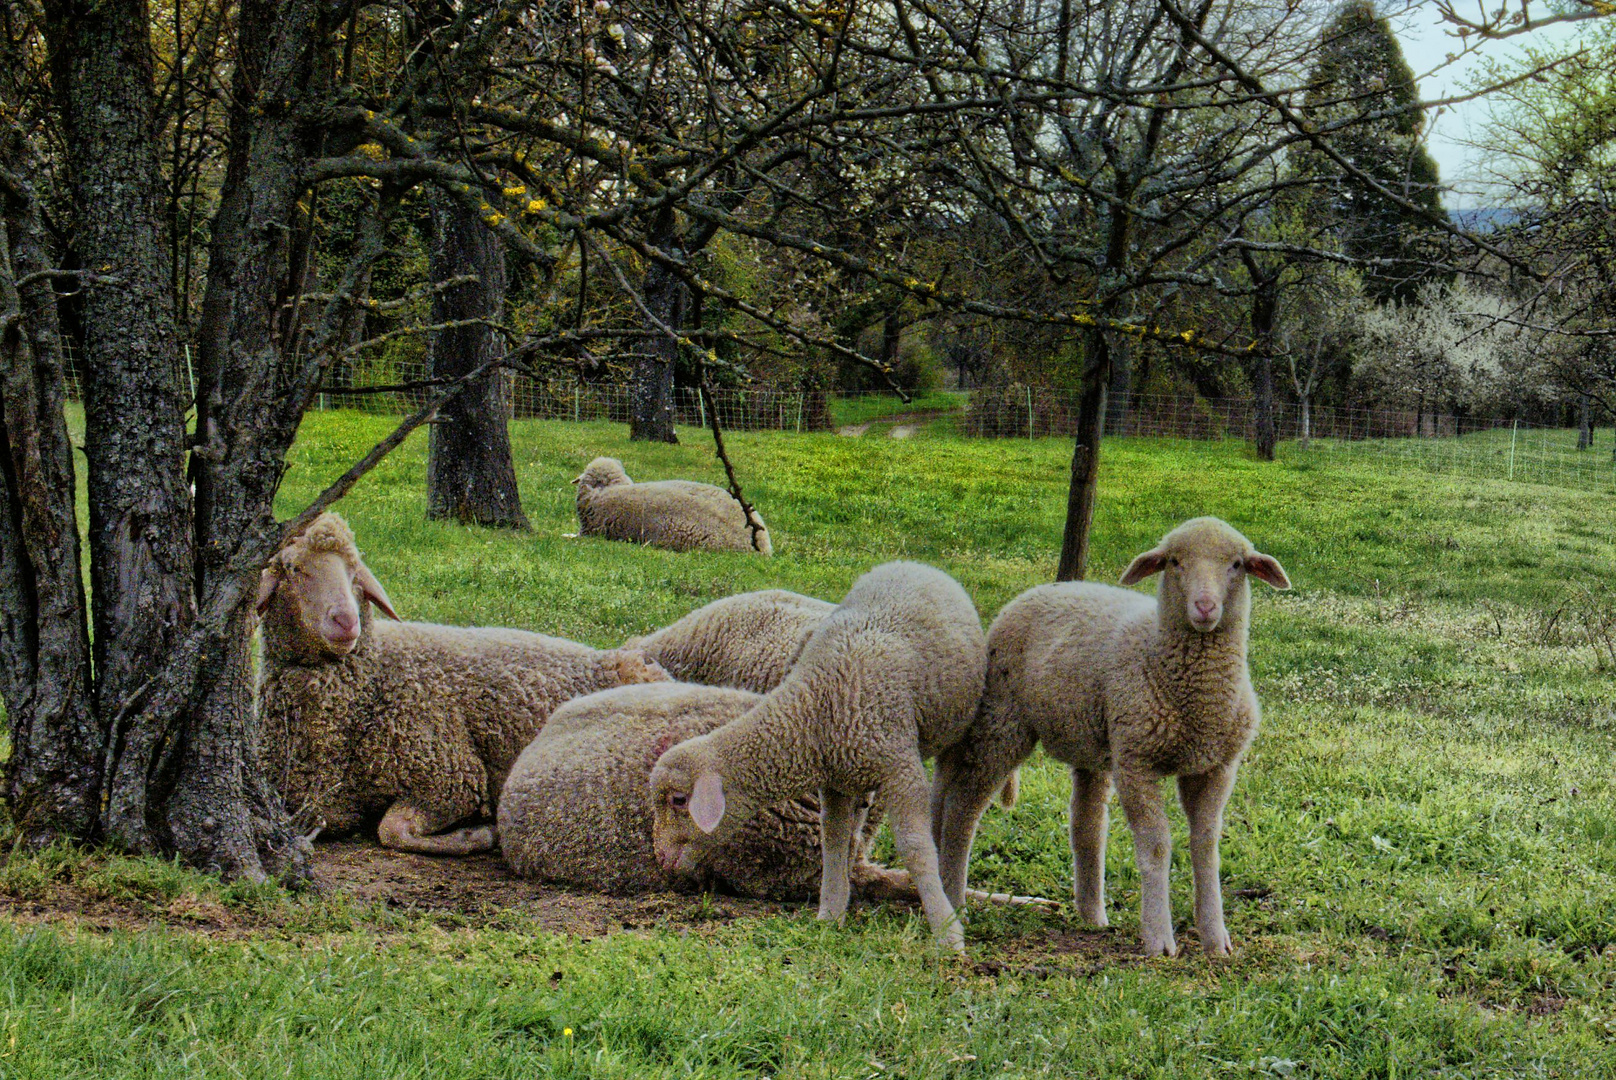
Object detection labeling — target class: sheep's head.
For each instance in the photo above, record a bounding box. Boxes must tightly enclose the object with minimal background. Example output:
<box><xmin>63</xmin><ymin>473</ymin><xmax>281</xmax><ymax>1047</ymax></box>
<box><xmin>573</xmin><ymin>457</ymin><xmax>631</xmax><ymax>493</ymax></box>
<box><xmin>1120</xmin><ymin>517</ymin><xmax>1289</xmax><ymax>633</ymax></box>
<box><xmin>648</xmin><ymin>738</ymin><xmax>741</xmax><ymax>872</ymax></box>
<box><xmin>257</xmin><ymin>513</ymin><xmax>399</xmax><ymax>660</ymax></box>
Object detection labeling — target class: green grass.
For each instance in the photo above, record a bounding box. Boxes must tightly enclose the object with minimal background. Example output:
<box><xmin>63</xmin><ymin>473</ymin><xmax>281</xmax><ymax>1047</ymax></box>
<box><xmin>826</xmin><ymin>390</ymin><xmax>969</xmax><ymax>429</ymax></box>
<box><xmin>3</xmin><ymin>412</ymin><xmax>1615</xmax><ymax>1078</ymax></box>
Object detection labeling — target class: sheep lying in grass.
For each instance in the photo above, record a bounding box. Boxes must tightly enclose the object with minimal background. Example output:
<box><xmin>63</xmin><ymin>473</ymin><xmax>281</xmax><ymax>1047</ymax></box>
<box><xmin>573</xmin><ymin>457</ymin><xmax>771</xmax><ymax>555</ymax></box>
<box><xmin>932</xmin><ymin>517</ymin><xmax>1290</xmax><ymax>957</ymax></box>
<box><xmin>649</xmin><ymin>561</ymin><xmax>987</xmax><ymax>951</ymax></box>
<box><xmin>256</xmin><ymin>513</ymin><xmax>669</xmax><ymax>855</ymax></box>
<box><xmin>624</xmin><ymin>589</ymin><xmax>834</xmax><ymax>693</ymax></box>
<box><xmin>501</xmin><ymin>682</ymin><xmax>1050</xmax><ymax>905</ymax></box>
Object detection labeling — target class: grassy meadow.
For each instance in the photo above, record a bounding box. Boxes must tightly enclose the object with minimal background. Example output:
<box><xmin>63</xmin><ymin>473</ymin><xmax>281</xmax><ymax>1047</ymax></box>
<box><xmin>1</xmin><ymin>412</ymin><xmax>1614</xmax><ymax>1078</ymax></box>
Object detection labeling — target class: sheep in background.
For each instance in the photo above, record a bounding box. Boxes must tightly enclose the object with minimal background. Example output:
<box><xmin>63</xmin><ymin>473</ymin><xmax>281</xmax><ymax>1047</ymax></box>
<box><xmin>649</xmin><ymin>561</ymin><xmax>987</xmax><ymax>951</ymax></box>
<box><xmin>624</xmin><ymin>589</ymin><xmax>834</xmax><ymax>693</ymax></box>
<box><xmin>256</xmin><ymin>512</ymin><xmax>668</xmax><ymax>856</ymax></box>
<box><xmin>500</xmin><ymin>682</ymin><xmax>1050</xmax><ymax>906</ymax></box>
<box><xmin>573</xmin><ymin>457</ymin><xmax>771</xmax><ymax>555</ymax></box>
<box><xmin>932</xmin><ymin>517</ymin><xmax>1290</xmax><ymax>957</ymax></box>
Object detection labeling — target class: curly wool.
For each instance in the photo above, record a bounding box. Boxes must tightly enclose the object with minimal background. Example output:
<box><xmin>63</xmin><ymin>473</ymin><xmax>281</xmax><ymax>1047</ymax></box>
<box><xmin>574</xmin><ymin>457</ymin><xmax>772</xmax><ymax>555</ymax></box>
<box><xmin>258</xmin><ymin>514</ymin><xmax>668</xmax><ymax>850</ymax></box>
<box><xmin>499</xmin><ymin>682</ymin><xmax>893</xmax><ymax>900</ymax></box>
<box><xmin>624</xmin><ymin>589</ymin><xmax>833</xmax><ymax>693</ymax></box>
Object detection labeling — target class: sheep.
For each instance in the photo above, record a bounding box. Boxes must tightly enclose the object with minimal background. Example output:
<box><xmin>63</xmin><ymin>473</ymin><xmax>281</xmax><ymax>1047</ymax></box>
<box><xmin>932</xmin><ymin>517</ymin><xmax>1290</xmax><ymax>957</ymax></box>
<box><xmin>648</xmin><ymin>561</ymin><xmax>987</xmax><ymax>951</ymax></box>
<box><xmin>573</xmin><ymin>457</ymin><xmax>772</xmax><ymax>555</ymax></box>
<box><xmin>624</xmin><ymin>589</ymin><xmax>834</xmax><ymax>693</ymax></box>
<box><xmin>256</xmin><ymin>512</ymin><xmax>669</xmax><ymax>856</ymax></box>
<box><xmin>501</xmin><ymin>681</ymin><xmax>1050</xmax><ymax>907</ymax></box>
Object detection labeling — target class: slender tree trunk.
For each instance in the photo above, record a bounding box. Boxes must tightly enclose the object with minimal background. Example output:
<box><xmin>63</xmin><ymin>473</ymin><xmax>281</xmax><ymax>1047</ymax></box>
<box><xmin>1299</xmin><ymin>395</ymin><xmax>1312</xmax><ymax>450</ymax></box>
<box><xmin>1105</xmin><ymin>334</ymin><xmax>1132</xmax><ymax>434</ymax></box>
<box><xmin>630</xmin><ymin>209</ymin><xmax>682</xmax><ymax>443</ymax></box>
<box><xmin>1577</xmin><ymin>392</ymin><xmax>1591</xmax><ymax>451</ymax></box>
<box><xmin>1056</xmin><ymin>327</ymin><xmax>1111</xmax><ymax>582</ymax></box>
<box><xmin>425</xmin><ymin>189</ymin><xmax>529</xmax><ymax>529</ymax></box>
<box><xmin>0</xmin><ymin>129</ymin><xmax>101</xmax><ymax>846</ymax></box>
<box><xmin>42</xmin><ymin>0</ymin><xmax>196</xmax><ymax>784</ymax></box>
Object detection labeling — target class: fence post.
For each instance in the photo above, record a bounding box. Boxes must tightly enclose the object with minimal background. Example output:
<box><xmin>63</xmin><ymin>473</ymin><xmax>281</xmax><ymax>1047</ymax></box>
<box><xmin>796</xmin><ymin>394</ymin><xmax>804</xmax><ymax>433</ymax></box>
<box><xmin>1508</xmin><ymin>420</ymin><xmax>1518</xmax><ymax>481</ymax></box>
<box><xmin>698</xmin><ymin>389</ymin><xmax>706</xmax><ymax>429</ymax></box>
<box><xmin>573</xmin><ymin>384</ymin><xmax>580</xmax><ymax>423</ymax></box>
<box><xmin>1026</xmin><ymin>385</ymin><xmax>1033</xmax><ymax>439</ymax></box>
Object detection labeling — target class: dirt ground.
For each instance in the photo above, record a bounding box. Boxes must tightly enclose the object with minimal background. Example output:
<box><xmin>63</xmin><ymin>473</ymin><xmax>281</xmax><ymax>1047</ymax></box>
<box><xmin>0</xmin><ymin>839</ymin><xmax>1140</xmax><ymax>972</ymax></box>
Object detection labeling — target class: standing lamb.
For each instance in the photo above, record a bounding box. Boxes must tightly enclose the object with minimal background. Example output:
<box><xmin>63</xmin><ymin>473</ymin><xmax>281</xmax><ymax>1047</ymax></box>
<box><xmin>648</xmin><ymin>561</ymin><xmax>987</xmax><ymax>951</ymax></box>
<box><xmin>933</xmin><ymin>517</ymin><xmax>1290</xmax><ymax>957</ymax></box>
<box><xmin>573</xmin><ymin>457</ymin><xmax>771</xmax><ymax>555</ymax></box>
<box><xmin>256</xmin><ymin>512</ymin><xmax>668</xmax><ymax>856</ymax></box>
<box><xmin>624</xmin><ymin>589</ymin><xmax>834</xmax><ymax>693</ymax></box>
<box><xmin>500</xmin><ymin>681</ymin><xmax>1050</xmax><ymax>905</ymax></box>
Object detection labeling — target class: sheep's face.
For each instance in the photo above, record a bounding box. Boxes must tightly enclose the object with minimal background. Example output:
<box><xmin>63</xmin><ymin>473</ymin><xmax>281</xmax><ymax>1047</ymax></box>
<box><xmin>257</xmin><ymin>515</ymin><xmax>399</xmax><ymax>659</ymax></box>
<box><xmin>1121</xmin><ymin>517</ymin><xmax>1290</xmax><ymax>633</ymax></box>
<box><xmin>649</xmin><ymin>747</ymin><xmax>733</xmax><ymax>872</ymax></box>
<box><xmin>573</xmin><ymin>457</ymin><xmax>631</xmax><ymax>493</ymax></box>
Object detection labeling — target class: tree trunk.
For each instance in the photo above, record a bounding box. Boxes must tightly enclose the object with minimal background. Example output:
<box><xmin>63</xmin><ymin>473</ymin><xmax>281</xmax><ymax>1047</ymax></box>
<box><xmin>42</xmin><ymin>0</ymin><xmax>196</xmax><ymax>780</ymax></box>
<box><xmin>425</xmin><ymin>189</ymin><xmax>529</xmax><ymax>529</ymax></box>
<box><xmin>1247</xmin><ymin>266</ymin><xmax>1279</xmax><ymax>462</ymax></box>
<box><xmin>0</xmin><ymin>130</ymin><xmax>101</xmax><ymax>847</ymax></box>
<box><xmin>1299</xmin><ymin>395</ymin><xmax>1312</xmax><ymax>450</ymax></box>
<box><xmin>1056</xmin><ymin>327</ymin><xmax>1110</xmax><ymax>582</ymax></box>
<box><xmin>1577</xmin><ymin>392</ymin><xmax>1591</xmax><ymax>451</ymax></box>
<box><xmin>1253</xmin><ymin>355</ymin><xmax>1276</xmax><ymax>460</ymax></box>
<box><xmin>630</xmin><ymin>211</ymin><xmax>682</xmax><ymax>443</ymax></box>
<box><xmin>1105</xmin><ymin>333</ymin><xmax>1132</xmax><ymax>435</ymax></box>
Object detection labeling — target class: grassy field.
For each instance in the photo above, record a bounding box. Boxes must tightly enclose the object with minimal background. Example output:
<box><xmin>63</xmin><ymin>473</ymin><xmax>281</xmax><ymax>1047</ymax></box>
<box><xmin>2</xmin><ymin>413</ymin><xmax>1614</xmax><ymax>1078</ymax></box>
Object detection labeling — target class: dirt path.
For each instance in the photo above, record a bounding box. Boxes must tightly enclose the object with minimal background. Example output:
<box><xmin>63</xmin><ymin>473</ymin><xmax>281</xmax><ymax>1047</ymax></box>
<box><xmin>836</xmin><ymin>406</ymin><xmax>958</xmax><ymax>438</ymax></box>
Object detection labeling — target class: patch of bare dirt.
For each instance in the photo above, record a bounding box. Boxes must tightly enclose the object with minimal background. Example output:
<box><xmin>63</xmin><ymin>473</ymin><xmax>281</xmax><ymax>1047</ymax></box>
<box><xmin>311</xmin><ymin>840</ymin><xmax>795</xmax><ymax>936</ymax></box>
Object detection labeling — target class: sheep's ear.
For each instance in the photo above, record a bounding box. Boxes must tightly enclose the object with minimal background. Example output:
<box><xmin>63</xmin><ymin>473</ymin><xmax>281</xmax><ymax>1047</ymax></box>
<box><xmin>355</xmin><ymin>561</ymin><xmax>400</xmax><ymax>620</ymax></box>
<box><xmin>571</xmin><ymin>472</ymin><xmax>584</xmax><ymax>485</ymax></box>
<box><xmin>614</xmin><ymin>649</ymin><xmax>668</xmax><ymax>685</ymax></box>
<box><xmin>255</xmin><ymin>567</ymin><xmax>281</xmax><ymax>614</ymax></box>
<box><xmin>689</xmin><ymin>771</ymin><xmax>726</xmax><ymax>834</ymax></box>
<box><xmin>1119</xmin><ymin>549</ymin><xmax>1168</xmax><ymax>585</ymax></box>
<box><xmin>1245</xmin><ymin>552</ymin><xmax>1291</xmax><ymax>590</ymax></box>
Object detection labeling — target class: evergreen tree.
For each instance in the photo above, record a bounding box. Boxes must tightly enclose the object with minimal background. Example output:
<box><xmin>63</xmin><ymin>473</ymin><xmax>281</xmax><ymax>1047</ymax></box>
<box><xmin>1301</xmin><ymin>0</ymin><xmax>1447</xmax><ymax>303</ymax></box>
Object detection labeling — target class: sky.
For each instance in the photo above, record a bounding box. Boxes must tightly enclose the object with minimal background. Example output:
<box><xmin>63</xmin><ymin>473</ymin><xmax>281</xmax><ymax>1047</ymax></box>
<box><xmin>1389</xmin><ymin>3</ymin><xmax>1584</xmax><ymax>207</ymax></box>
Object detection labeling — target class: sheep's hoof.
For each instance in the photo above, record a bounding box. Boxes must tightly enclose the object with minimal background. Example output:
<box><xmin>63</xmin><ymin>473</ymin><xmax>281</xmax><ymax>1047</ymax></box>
<box><xmin>1076</xmin><ymin>906</ymin><xmax>1109</xmax><ymax>927</ymax></box>
<box><xmin>1201</xmin><ymin>931</ymin><xmax>1234</xmax><ymax>957</ymax></box>
<box><xmin>1141</xmin><ymin>936</ymin><xmax>1179</xmax><ymax>958</ymax></box>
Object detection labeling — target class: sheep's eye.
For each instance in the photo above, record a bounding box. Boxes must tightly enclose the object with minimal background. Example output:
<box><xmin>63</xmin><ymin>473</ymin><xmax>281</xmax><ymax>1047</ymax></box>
<box><xmin>1168</xmin><ymin>557</ymin><xmax>1179</xmax><ymax>568</ymax></box>
<box><xmin>670</xmin><ymin>793</ymin><xmax>689</xmax><ymax>810</ymax></box>
<box><xmin>1232</xmin><ymin>560</ymin><xmax>1243</xmax><ymax>571</ymax></box>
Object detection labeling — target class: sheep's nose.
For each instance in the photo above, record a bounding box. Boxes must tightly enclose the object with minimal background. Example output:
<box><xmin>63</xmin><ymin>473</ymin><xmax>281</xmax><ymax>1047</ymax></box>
<box><xmin>1194</xmin><ymin>599</ymin><xmax>1218</xmax><ymax>619</ymax></box>
<box><xmin>328</xmin><ymin>607</ymin><xmax>358</xmax><ymax>636</ymax></box>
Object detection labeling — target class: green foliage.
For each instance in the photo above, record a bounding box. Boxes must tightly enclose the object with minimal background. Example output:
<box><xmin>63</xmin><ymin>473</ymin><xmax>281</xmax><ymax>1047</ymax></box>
<box><xmin>3</xmin><ymin>413</ymin><xmax>1615</xmax><ymax>1077</ymax></box>
<box><xmin>1299</xmin><ymin>0</ymin><xmax>1449</xmax><ymax>305</ymax></box>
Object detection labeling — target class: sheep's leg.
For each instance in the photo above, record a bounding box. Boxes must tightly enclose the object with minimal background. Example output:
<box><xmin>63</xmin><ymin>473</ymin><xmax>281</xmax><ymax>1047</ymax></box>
<box><xmin>886</xmin><ymin>756</ymin><xmax>964</xmax><ymax>952</ymax></box>
<box><xmin>1116</xmin><ymin>767</ymin><xmax>1176</xmax><ymax>957</ymax></box>
<box><xmin>377</xmin><ymin>804</ymin><xmax>494</xmax><ymax>856</ymax></box>
<box><xmin>934</xmin><ymin>727</ymin><xmax>1036</xmax><ymax>910</ymax></box>
<box><xmin>817</xmin><ymin>788</ymin><xmax>858</xmax><ymax>922</ymax></box>
<box><xmin>1070</xmin><ymin>767</ymin><xmax>1113</xmax><ymax>927</ymax></box>
<box><xmin>1178</xmin><ymin>762</ymin><xmax>1238</xmax><ymax>957</ymax></box>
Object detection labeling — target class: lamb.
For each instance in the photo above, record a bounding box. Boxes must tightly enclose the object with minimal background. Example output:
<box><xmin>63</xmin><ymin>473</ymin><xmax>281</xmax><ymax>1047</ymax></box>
<box><xmin>501</xmin><ymin>681</ymin><xmax>1050</xmax><ymax>905</ymax></box>
<box><xmin>256</xmin><ymin>512</ymin><xmax>669</xmax><ymax>856</ymax></box>
<box><xmin>624</xmin><ymin>589</ymin><xmax>834</xmax><ymax>693</ymax></box>
<box><xmin>932</xmin><ymin>517</ymin><xmax>1290</xmax><ymax>957</ymax></box>
<box><xmin>573</xmin><ymin>457</ymin><xmax>772</xmax><ymax>555</ymax></box>
<box><xmin>649</xmin><ymin>561</ymin><xmax>987</xmax><ymax>951</ymax></box>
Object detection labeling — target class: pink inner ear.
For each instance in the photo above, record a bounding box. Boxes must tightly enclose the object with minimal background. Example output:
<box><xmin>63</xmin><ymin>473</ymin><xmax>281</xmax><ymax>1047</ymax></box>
<box><xmin>1246</xmin><ymin>553</ymin><xmax>1291</xmax><ymax>589</ymax></box>
<box><xmin>1120</xmin><ymin>550</ymin><xmax>1168</xmax><ymax>586</ymax></box>
<box><xmin>690</xmin><ymin>772</ymin><xmax>726</xmax><ymax>834</ymax></box>
<box><xmin>355</xmin><ymin>562</ymin><xmax>400</xmax><ymax>620</ymax></box>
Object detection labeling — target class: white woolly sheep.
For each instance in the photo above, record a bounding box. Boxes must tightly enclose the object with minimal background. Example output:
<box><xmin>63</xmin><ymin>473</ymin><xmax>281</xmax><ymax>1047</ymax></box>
<box><xmin>256</xmin><ymin>512</ymin><xmax>669</xmax><ymax>856</ymax></box>
<box><xmin>648</xmin><ymin>561</ymin><xmax>987</xmax><ymax>951</ymax></box>
<box><xmin>573</xmin><ymin>457</ymin><xmax>772</xmax><ymax>555</ymax></box>
<box><xmin>500</xmin><ymin>681</ymin><xmax>1051</xmax><ymax>906</ymax></box>
<box><xmin>932</xmin><ymin>517</ymin><xmax>1290</xmax><ymax>957</ymax></box>
<box><xmin>624</xmin><ymin>589</ymin><xmax>834</xmax><ymax>693</ymax></box>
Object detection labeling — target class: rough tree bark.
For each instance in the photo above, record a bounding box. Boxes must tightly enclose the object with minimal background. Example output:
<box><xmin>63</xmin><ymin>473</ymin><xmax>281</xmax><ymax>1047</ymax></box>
<box><xmin>1056</xmin><ymin>324</ymin><xmax>1112</xmax><ymax>582</ymax></box>
<box><xmin>0</xmin><ymin>127</ymin><xmax>100</xmax><ymax>846</ymax></box>
<box><xmin>1577</xmin><ymin>392</ymin><xmax>1591</xmax><ymax>451</ymax></box>
<box><xmin>630</xmin><ymin>209</ymin><xmax>683</xmax><ymax>443</ymax></box>
<box><xmin>41</xmin><ymin>0</ymin><xmax>197</xmax><ymax>812</ymax></box>
<box><xmin>425</xmin><ymin>189</ymin><xmax>529</xmax><ymax>529</ymax></box>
